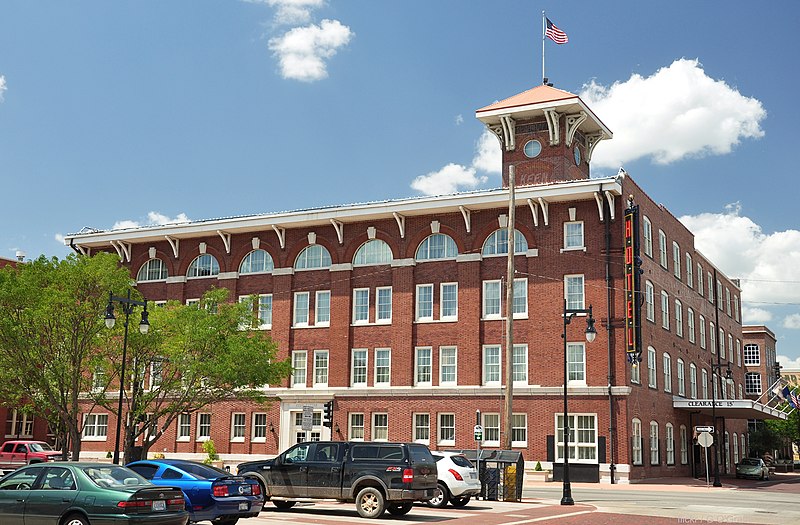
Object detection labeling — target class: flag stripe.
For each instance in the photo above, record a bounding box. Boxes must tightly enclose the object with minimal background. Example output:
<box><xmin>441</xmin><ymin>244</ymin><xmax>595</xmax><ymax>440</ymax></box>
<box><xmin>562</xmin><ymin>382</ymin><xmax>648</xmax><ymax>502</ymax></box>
<box><xmin>545</xmin><ymin>18</ymin><xmax>568</xmax><ymax>44</ymax></box>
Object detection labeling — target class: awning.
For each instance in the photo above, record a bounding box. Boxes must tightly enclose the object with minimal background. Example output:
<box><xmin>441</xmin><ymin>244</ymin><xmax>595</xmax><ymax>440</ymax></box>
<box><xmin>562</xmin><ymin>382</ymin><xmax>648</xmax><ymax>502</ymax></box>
<box><xmin>673</xmin><ymin>397</ymin><xmax>788</xmax><ymax>420</ymax></box>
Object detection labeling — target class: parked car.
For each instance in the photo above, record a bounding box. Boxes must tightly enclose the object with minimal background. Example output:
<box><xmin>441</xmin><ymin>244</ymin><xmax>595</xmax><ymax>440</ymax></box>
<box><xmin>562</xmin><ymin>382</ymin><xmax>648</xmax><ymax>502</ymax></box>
<box><xmin>0</xmin><ymin>440</ymin><xmax>64</xmax><ymax>472</ymax></box>
<box><xmin>126</xmin><ymin>459</ymin><xmax>262</xmax><ymax>525</ymax></box>
<box><xmin>238</xmin><ymin>441</ymin><xmax>436</xmax><ymax>518</ymax></box>
<box><xmin>735</xmin><ymin>458</ymin><xmax>770</xmax><ymax>480</ymax></box>
<box><xmin>427</xmin><ymin>452</ymin><xmax>481</xmax><ymax>508</ymax></box>
<box><xmin>0</xmin><ymin>461</ymin><xmax>188</xmax><ymax>525</ymax></box>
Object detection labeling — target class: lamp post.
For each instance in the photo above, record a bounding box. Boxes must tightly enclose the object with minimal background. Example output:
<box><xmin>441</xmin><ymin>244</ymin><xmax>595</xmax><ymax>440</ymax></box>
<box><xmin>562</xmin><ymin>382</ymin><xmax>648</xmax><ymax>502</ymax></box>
<box><xmin>561</xmin><ymin>299</ymin><xmax>597</xmax><ymax>506</ymax></box>
<box><xmin>105</xmin><ymin>290</ymin><xmax>149</xmax><ymax>465</ymax></box>
<box><xmin>710</xmin><ymin>361</ymin><xmax>732</xmax><ymax>487</ymax></box>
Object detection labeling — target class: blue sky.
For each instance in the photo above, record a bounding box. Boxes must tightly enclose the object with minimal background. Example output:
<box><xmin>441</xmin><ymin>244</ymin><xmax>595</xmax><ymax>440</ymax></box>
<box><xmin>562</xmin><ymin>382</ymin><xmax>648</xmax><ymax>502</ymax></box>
<box><xmin>2</xmin><ymin>1</ymin><xmax>799</xmax><ymax>366</ymax></box>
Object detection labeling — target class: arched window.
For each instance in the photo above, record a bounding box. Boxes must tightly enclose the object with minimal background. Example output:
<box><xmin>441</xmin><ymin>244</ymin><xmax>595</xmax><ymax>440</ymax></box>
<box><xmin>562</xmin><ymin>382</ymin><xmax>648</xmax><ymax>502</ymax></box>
<box><xmin>353</xmin><ymin>239</ymin><xmax>393</xmax><ymax>266</ymax></box>
<box><xmin>239</xmin><ymin>249</ymin><xmax>274</xmax><ymax>274</ymax></box>
<box><xmin>187</xmin><ymin>254</ymin><xmax>220</xmax><ymax>278</ymax></box>
<box><xmin>631</xmin><ymin>418</ymin><xmax>642</xmax><ymax>465</ymax></box>
<box><xmin>482</xmin><ymin>229</ymin><xmax>528</xmax><ymax>256</ymax></box>
<box><xmin>416</xmin><ymin>233</ymin><xmax>457</xmax><ymax>261</ymax></box>
<box><xmin>295</xmin><ymin>245</ymin><xmax>332</xmax><ymax>270</ymax></box>
<box><xmin>137</xmin><ymin>259</ymin><xmax>168</xmax><ymax>282</ymax></box>
<box><xmin>650</xmin><ymin>421</ymin><xmax>659</xmax><ymax>465</ymax></box>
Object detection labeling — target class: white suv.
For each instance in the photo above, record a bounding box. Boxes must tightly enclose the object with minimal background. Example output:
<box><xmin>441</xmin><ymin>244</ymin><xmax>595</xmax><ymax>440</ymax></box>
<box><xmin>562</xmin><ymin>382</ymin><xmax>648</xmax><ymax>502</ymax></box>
<box><xmin>427</xmin><ymin>452</ymin><xmax>481</xmax><ymax>508</ymax></box>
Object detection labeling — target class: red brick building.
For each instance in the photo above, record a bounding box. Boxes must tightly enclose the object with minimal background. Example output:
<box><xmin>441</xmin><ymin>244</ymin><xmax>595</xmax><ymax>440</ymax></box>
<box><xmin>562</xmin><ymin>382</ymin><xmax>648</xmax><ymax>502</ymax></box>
<box><xmin>65</xmin><ymin>85</ymin><xmax>783</xmax><ymax>482</ymax></box>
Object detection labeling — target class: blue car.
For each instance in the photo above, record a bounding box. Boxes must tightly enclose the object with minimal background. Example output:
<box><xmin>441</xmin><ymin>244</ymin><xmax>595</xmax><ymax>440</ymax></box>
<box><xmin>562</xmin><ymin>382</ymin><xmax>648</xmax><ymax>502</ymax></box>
<box><xmin>126</xmin><ymin>460</ymin><xmax>262</xmax><ymax>525</ymax></box>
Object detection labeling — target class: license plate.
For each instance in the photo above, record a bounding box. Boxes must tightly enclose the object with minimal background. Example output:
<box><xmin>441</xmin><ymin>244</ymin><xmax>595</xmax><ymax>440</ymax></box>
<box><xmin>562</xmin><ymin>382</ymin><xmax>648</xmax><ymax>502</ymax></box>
<box><xmin>152</xmin><ymin>500</ymin><xmax>166</xmax><ymax>511</ymax></box>
<box><xmin>239</xmin><ymin>502</ymin><xmax>249</xmax><ymax>511</ymax></box>
<box><xmin>470</xmin><ymin>472</ymin><xmax>477</xmax><ymax>479</ymax></box>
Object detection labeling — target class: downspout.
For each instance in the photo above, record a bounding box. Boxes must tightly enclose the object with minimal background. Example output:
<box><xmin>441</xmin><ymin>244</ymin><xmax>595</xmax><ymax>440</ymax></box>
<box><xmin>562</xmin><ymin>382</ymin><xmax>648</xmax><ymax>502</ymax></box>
<box><xmin>68</xmin><ymin>238</ymin><xmax>81</xmax><ymax>255</ymax></box>
<box><xmin>604</xmin><ymin>188</ymin><xmax>616</xmax><ymax>484</ymax></box>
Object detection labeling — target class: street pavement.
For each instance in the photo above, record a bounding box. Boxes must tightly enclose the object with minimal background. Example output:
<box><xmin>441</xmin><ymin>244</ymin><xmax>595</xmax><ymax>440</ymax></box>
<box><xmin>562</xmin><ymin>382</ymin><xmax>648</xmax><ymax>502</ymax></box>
<box><xmin>239</xmin><ymin>472</ymin><xmax>800</xmax><ymax>525</ymax></box>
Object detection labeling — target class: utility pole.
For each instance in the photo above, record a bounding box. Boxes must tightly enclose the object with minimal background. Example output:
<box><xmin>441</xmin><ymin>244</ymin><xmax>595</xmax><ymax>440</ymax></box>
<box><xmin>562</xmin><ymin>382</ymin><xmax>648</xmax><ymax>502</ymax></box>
<box><xmin>503</xmin><ymin>165</ymin><xmax>516</xmax><ymax>450</ymax></box>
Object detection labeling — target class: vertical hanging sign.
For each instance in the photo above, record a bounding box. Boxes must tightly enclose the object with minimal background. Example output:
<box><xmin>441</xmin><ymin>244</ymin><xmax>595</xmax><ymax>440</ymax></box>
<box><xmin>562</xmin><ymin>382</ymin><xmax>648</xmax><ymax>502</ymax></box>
<box><xmin>624</xmin><ymin>200</ymin><xmax>642</xmax><ymax>363</ymax></box>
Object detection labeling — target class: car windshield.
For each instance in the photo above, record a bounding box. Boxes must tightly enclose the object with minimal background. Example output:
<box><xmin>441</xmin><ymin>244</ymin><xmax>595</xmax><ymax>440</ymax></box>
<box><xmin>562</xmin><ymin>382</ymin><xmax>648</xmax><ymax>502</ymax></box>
<box><xmin>739</xmin><ymin>459</ymin><xmax>760</xmax><ymax>466</ymax></box>
<box><xmin>176</xmin><ymin>462</ymin><xmax>227</xmax><ymax>480</ymax></box>
<box><xmin>28</xmin><ymin>443</ymin><xmax>54</xmax><ymax>452</ymax></box>
<box><xmin>83</xmin><ymin>466</ymin><xmax>151</xmax><ymax>489</ymax></box>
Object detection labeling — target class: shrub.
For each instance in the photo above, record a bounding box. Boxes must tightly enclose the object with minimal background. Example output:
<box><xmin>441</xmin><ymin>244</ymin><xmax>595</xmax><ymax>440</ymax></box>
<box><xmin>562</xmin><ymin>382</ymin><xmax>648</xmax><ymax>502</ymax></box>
<box><xmin>534</xmin><ymin>461</ymin><xmax>542</xmax><ymax>471</ymax></box>
<box><xmin>202</xmin><ymin>439</ymin><xmax>219</xmax><ymax>465</ymax></box>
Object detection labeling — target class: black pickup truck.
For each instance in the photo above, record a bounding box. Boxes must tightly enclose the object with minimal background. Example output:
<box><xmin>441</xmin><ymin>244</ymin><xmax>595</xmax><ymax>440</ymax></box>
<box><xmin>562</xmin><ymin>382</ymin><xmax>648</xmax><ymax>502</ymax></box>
<box><xmin>237</xmin><ymin>441</ymin><xmax>437</xmax><ymax>518</ymax></box>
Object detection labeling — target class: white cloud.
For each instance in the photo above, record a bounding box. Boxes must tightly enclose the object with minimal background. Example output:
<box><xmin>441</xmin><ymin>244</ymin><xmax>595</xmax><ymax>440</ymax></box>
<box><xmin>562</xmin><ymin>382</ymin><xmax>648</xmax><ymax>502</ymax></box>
<box><xmin>455</xmin><ymin>114</ymin><xmax>464</xmax><ymax>126</ymax></box>
<box><xmin>268</xmin><ymin>19</ymin><xmax>353</xmax><ymax>82</ymax></box>
<box><xmin>784</xmin><ymin>314</ymin><xmax>800</xmax><ymax>330</ymax></box>
<box><xmin>259</xmin><ymin>0</ymin><xmax>325</xmax><ymax>25</ymax></box>
<box><xmin>411</xmin><ymin>163</ymin><xmax>486</xmax><ymax>196</ymax></box>
<box><xmin>581</xmin><ymin>58</ymin><xmax>766</xmax><ymax>169</ymax></box>
<box><xmin>54</xmin><ymin>233</ymin><xmax>65</xmax><ymax>244</ymax></box>
<box><xmin>778</xmin><ymin>355</ymin><xmax>800</xmax><ymax>370</ymax></box>
<box><xmin>112</xmin><ymin>212</ymin><xmax>190</xmax><ymax>231</ymax></box>
<box><xmin>679</xmin><ymin>204</ymin><xmax>800</xmax><ymax>305</ymax></box>
<box><xmin>742</xmin><ymin>306</ymin><xmax>773</xmax><ymax>324</ymax></box>
<box><xmin>412</xmin><ymin>130</ymin><xmax>500</xmax><ymax>196</ymax></box>
<box><xmin>0</xmin><ymin>75</ymin><xmax>6</xmax><ymax>101</ymax></box>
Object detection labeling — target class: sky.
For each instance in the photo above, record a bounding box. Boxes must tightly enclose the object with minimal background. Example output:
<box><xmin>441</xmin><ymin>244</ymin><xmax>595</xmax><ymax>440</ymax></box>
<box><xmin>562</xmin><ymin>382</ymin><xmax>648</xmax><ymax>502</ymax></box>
<box><xmin>1</xmin><ymin>1</ymin><xmax>799</xmax><ymax>367</ymax></box>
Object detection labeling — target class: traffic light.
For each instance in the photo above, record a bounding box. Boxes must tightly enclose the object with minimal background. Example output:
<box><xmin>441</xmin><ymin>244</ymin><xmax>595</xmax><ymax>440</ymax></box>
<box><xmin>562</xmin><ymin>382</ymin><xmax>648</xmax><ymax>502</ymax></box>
<box><xmin>323</xmin><ymin>400</ymin><xmax>334</xmax><ymax>428</ymax></box>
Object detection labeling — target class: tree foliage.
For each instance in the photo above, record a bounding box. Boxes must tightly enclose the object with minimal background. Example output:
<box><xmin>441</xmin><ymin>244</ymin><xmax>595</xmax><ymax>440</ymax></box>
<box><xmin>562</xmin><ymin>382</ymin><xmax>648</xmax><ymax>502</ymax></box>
<box><xmin>93</xmin><ymin>288</ymin><xmax>291</xmax><ymax>460</ymax></box>
<box><xmin>0</xmin><ymin>253</ymin><xmax>132</xmax><ymax>460</ymax></box>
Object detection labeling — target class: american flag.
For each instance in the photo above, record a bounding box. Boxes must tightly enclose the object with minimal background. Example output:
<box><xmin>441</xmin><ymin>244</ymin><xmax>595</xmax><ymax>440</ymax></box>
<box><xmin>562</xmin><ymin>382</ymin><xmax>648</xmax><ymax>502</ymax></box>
<box><xmin>545</xmin><ymin>18</ymin><xmax>568</xmax><ymax>44</ymax></box>
<box><xmin>790</xmin><ymin>388</ymin><xmax>800</xmax><ymax>410</ymax></box>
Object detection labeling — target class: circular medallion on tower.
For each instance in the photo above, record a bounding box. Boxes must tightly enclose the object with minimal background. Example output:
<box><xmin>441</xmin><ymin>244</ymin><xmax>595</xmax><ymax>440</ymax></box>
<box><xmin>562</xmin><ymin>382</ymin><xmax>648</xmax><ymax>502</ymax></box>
<box><xmin>573</xmin><ymin>145</ymin><xmax>582</xmax><ymax>165</ymax></box>
<box><xmin>524</xmin><ymin>139</ymin><xmax>542</xmax><ymax>158</ymax></box>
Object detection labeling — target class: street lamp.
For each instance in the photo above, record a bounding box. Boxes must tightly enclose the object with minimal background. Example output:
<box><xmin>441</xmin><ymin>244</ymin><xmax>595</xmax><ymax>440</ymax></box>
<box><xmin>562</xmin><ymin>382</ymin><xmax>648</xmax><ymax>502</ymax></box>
<box><xmin>105</xmin><ymin>290</ymin><xmax>149</xmax><ymax>465</ymax></box>
<box><xmin>561</xmin><ymin>299</ymin><xmax>597</xmax><ymax>506</ymax></box>
<box><xmin>710</xmin><ymin>361</ymin><xmax>733</xmax><ymax>487</ymax></box>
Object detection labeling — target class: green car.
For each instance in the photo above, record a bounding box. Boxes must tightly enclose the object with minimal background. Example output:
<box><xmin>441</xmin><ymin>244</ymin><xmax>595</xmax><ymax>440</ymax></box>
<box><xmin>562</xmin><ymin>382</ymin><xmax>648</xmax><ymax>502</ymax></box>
<box><xmin>0</xmin><ymin>462</ymin><xmax>189</xmax><ymax>525</ymax></box>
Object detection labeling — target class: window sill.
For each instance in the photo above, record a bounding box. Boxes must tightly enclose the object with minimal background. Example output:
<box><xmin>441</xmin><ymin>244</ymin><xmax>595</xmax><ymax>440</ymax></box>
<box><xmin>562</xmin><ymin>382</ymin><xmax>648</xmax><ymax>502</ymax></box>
<box><xmin>251</xmin><ymin>437</ymin><xmax>267</xmax><ymax>443</ymax></box>
<box><xmin>231</xmin><ymin>437</ymin><xmax>245</xmax><ymax>443</ymax></box>
<box><xmin>414</xmin><ymin>319</ymin><xmax>458</xmax><ymax>324</ymax></box>
<box><xmin>81</xmin><ymin>436</ymin><xmax>108</xmax><ymax>442</ymax></box>
<box><xmin>438</xmin><ymin>441</ymin><xmax>455</xmax><ymax>447</ymax></box>
<box><xmin>196</xmin><ymin>437</ymin><xmax>210</xmax><ymax>442</ymax></box>
<box><xmin>560</xmin><ymin>247</ymin><xmax>587</xmax><ymax>253</ymax></box>
<box><xmin>351</xmin><ymin>320</ymin><xmax>394</xmax><ymax>327</ymax></box>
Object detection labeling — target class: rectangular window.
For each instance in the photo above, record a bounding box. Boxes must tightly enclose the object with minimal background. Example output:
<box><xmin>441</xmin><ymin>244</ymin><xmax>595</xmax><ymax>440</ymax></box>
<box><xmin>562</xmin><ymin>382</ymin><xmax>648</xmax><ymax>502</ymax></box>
<box><xmin>717</xmin><ymin>281</ymin><xmax>723</xmax><ymax>310</ymax></box>
<box><xmin>349</xmin><ymin>413</ymin><xmax>365</xmax><ymax>440</ymax></box>
<box><xmin>413</xmin><ymin>413</ymin><xmax>430</xmax><ymax>443</ymax></box>
<box><xmin>258</xmin><ymin>294</ymin><xmax>273</xmax><ymax>329</ymax></box>
<box><xmin>632</xmin><ymin>419</ymin><xmax>642</xmax><ymax>465</ymax></box>
<box><xmin>744</xmin><ymin>344</ymin><xmax>760</xmax><ymax>365</ymax></box>
<box><xmin>512</xmin><ymin>344</ymin><xmax>528</xmax><ymax>384</ymax></box>
<box><xmin>650</xmin><ymin>422</ymin><xmax>659</xmax><ymax>465</ymax></box>
<box><xmin>92</xmin><ymin>368</ymin><xmax>105</xmax><ymax>391</ymax></box>
<box><xmin>681</xmin><ymin>426</ymin><xmax>688</xmax><ymax>464</ymax></box>
<box><xmin>645</xmin><ymin>281</ymin><xmax>655</xmax><ymax>322</ymax></box>
<box><xmin>663</xmin><ymin>354</ymin><xmax>672</xmax><ymax>393</ymax></box>
<box><xmin>659</xmin><ymin>230</ymin><xmax>668</xmax><ymax>269</ymax></box>
<box><xmin>198</xmin><ymin>413</ymin><xmax>211</xmax><ymax>440</ymax></box>
<box><xmin>648</xmin><ymin>347</ymin><xmax>657</xmax><ymax>388</ymax></box>
<box><xmin>376</xmin><ymin>287</ymin><xmax>392</xmax><ymax>323</ymax></box>
<box><xmin>372</xmin><ymin>413</ymin><xmax>388</xmax><ymax>441</ymax></box>
<box><xmin>666</xmin><ymin>425</ymin><xmax>675</xmax><ymax>465</ymax></box>
<box><xmin>415</xmin><ymin>347</ymin><xmax>432</xmax><ymax>386</ymax></box>
<box><xmin>565</xmin><ymin>274</ymin><xmax>585</xmax><ymax>310</ymax></box>
<box><xmin>513</xmin><ymin>278</ymin><xmax>528</xmax><ymax>317</ymax></box>
<box><xmin>567</xmin><ymin>342</ymin><xmax>585</xmax><ymax>385</ymax></box>
<box><xmin>736</xmin><ymin>339</ymin><xmax>741</xmax><ymax>367</ymax></box>
<box><xmin>82</xmin><ymin>414</ymin><xmax>109</xmax><ymax>439</ymax></box>
<box><xmin>314</xmin><ymin>350</ymin><xmax>329</xmax><ymax>387</ymax></box>
<box><xmin>416</xmin><ymin>284</ymin><xmax>433</xmax><ymax>321</ymax></box>
<box><xmin>643</xmin><ymin>217</ymin><xmax>653</xmax><ymax>257</ymax></box>
<box><xmin>672</xmin><ymin>242</ymin><xmax>681</xmax><ymax>278</ymax></box>
<box><xmin>351</xmin><ymin>349</ymin><xmax>368</xmax><ymax>387</ymax></box>
<box><xmin>293</xmin><ymin>292</ymin><xmax>309</xmax><ymax>327</ymax></box>
<box><xmin>699</xmin><ymin>316</ymin><xmax>707</xmax><ymax>349</ymax></box>
<box><xmin>231</xmin><ymin>413</ymin><xmax>246</xmax><ymax>441</ymax></box>
<box><xmin>688</xmin><ymin>309</ymin><xmax>696</xmax><ymax>343</ymax></box>
<box><xmin>556</xmin><ymin>414</ymin><xmax>597</xmax><ymax>462</ymax></box>
<box><xmin>675</xmin><ymin>301</ymin><xmax>683</xmax><ymax>337</ymax></box>
<box><xmin>677</xmin><ymin>360</ymin><xmax>685</xmax><ymax>396</ymax></box>
<box><xmin>291</xmin><ymin>350</ymin><xmax>308</xmax><ymax>388</ymax></box>
<box><xmin>698</xmin><ymin>264</ymin><xmax>704</xmax><ymax>296</ymax></box>
<box><xmin>441</xmin><ymin>283</ymin><xmax>458</xmax><ymax>320</ymax></box>
<box><xmin>482</xmin><ymin>280</ymin><xmax>501</xmax><ymax>318</ymax></box>
<box><xmin>710</xmin><ymin>324</ymin><xmax>716</xmax><ymax>355</ymax></box>
<box><xmin>375</xmin><ymin>348</ymin><xmax>391</xmax><ymax>386</ymax></box>
<box><xmin>686</xmin><ymin>254</ymin><xmax>693</xmax><ymax>288</ymax></box>
<box><xmin>438</xmin><ymin>413</ymin><xmax>455</xmax><ymax>445</ymax></box>
<box><xmin>661</xmin><ymin>291</ymin><xmax>670</xmax><ymax>329</ymax></box>
<box><xmin>440</xmin><ymin>346</ymin><xmax>457</xmax><ymax>385</ymax></box>
<box><xmin>745</xmin><ymin>373</ymin><xmax>762</xmax><ymax>395</ymax></box>
<box><xmin>483</xmin><ymin>345</ymin><xmax>501</xmax><ymax>385</ymax></box>
<box><xmin>564</xmin><ymin>221</ymin><xmax>584</xmax><ymax>249</ymax></box>
<box><xmin>483</xmin><ymin>413</ymin><xmax>500</xmax><ymax>445</ymax></box>
<box><xmin>702</xmin><ymin>370</ymin><xmax>709</xmax><ymax>399</ymax></box>
<box><xmin>315</xmin><ymin>291</ymin><xmax>330</xmax><ymax>326</ymax></box>
<box><xmin>708</xmin><ymin>272</ymin><xmax>714</xmax><ymax>303</ymax></box>
<box><xmin>252</xmin><ymin>413</ymin><xmax>267</xmax><ymax>441</ymax></box>
<box><xmin>178</xmin><ymin>413</ymin><xmax>191</xmax><ymax>441</ymax></box>
<box><xmin>690</xmin><ymin>365</ymin><xmax>697</xmax><ymax>399</ymax></box>
<box><xmin>734</xmin><ymin>295</ymin><xmax>740</xmax><ymax>322</ymax></box>
<box><xmin>511</xmin><ymin>414</ymin><xmax>527</xmax><ymax>446</ymax></box>
<box><xmin>353</xmin><ymin>288</ymin><xmax>369</xmax><ymax>324</ymax></box>
<box><xmin>726</xmin><ymin>288</ymin><xmax>732</xmax><ymax>316</ymax></box>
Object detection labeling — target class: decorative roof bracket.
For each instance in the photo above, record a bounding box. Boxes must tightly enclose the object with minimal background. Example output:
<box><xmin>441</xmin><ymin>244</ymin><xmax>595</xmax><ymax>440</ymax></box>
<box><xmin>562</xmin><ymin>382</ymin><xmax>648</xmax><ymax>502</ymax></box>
<box><xmin>543</xmin><ymin>108</ymin><xmax>561</xmax><ymax>145</ymax></box>
<box><xmin>110</xmin><ymin>240</ymin><xmax>132</xmax><ymax>263</ymax></box>
<box><xmin>272</xmin><ymin>225</ymin><xmax>286</xmax><ymax>249</ymax></box>
<box><xmin>594</xmin><ymin>192</ymin><xmax>605</xmax><ymax>222</ymax></box>
<box><xmin>459</xmin><ymin>206</ymin><xmax>471</xmax><ymax>233</ymax></box>
<box><xmin>499</xmin><ymin>115</ymin><xmax>516</xmax><ymax>151</ymax></box>
<box><xmin>393</xmin><ymin>212</ymin><xmax>406</xmax><ymax>239</ymax></box>
<box><xmin>538</xmin><ymin>197</ymin><xmax>550</xmax><ymax>226</ymax></box>
<box><xmin>217</xmin><ymin>230</ymin><xmax>231</xmax><ymax>254</ymax></box>
<box><xmin>565</xmin><ymin>111</ymin><xmax>587</xmax><ymax>147</ymax></box>
<box><xmin>527</xmin><ymin>198</ymin><xmax>539</xmax><ymax>227</ymax></box>
<box><xmin>604</xmin><ymin>190</ymin><xmax>616</xmax><ymax>221</ymax></box>
<box><xmin>585</xmin><ymin>132</ymin><xmax>606</xmax><ymax>163</ymax></box>
<box><xmin>165</xmin><ymin>236</ymin><xmax>179</xmax><ymax>259</ymax></box>
<box><xmin>330</xmin><ymin>219</ymin><xmax>344</xmax><ymax>245</ymax></box>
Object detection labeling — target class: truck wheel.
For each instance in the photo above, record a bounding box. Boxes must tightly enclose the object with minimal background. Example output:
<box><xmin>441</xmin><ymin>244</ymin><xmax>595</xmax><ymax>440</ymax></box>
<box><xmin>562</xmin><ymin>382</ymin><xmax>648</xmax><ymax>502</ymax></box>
<box><xmin>356</xmin><ymin>487</ymin><xmax>385</xmax><ymax>518</ymax></box>
<box><xmin>273</xmin><ymin>500</ymin><xmax>296</xmax><ymax>510</ymax></box>
<box><xmin>427</xmin><ymin>482</ymin><xmax>449</xmax><ymax>508</ymax></box>
<box><xmin>450</xmin><ymin>495</ymin><xmax>470</xmax><ymax>507</ymax></box>
<box><xmin>386</xmin><ymin>502</ymin><xmax>413</xmax><ymax>516</ymax></box>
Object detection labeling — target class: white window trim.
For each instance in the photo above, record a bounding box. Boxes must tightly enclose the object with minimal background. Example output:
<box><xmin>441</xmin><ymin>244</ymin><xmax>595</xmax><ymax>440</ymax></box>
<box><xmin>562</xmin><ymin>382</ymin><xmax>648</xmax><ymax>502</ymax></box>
<box><xmin>251</xmin><ymin>413</ymin><xmax>267</xmax><ymax>443</ymax></box>
<box><xmin>413</xmin><ymin>413</ymin><xmax>430</xmax><ymax>445</ymax></box>
<box><xmin>293</xmin><ymin>292</ymin><xmax>310</xmax><ymax>328</ymax></box>
<box><xmin>511</xmin><ymin>413</ymin><xmax>528</xmax><ymax>447</ymax></box>
<box><xmin>376</xmin><ymin>286</ymin><xmax>392</xmax><ymax>324</ymax></box>
<box><xmin>555</xmin><ymin>413</ymin><xmax>598</xmax><ymax>464</ymax></box>
<box><xmin>177</xmin><ymin>413</ymin><xmax>191</xmax><ymax>442</ymax></box>
<box><xmin>352</xmin><ymin>288</ymin><xmax>370</xmax><ymax>325</ymax></box>
<box><xmin>512</xmin><ymin>277</ymin><xmax>528</xmax><ymax>319</ymax></box>
<box><xmin>661</xmin><ymin>291</ymin><xmax>670</xmax><ymax>330</ymax></box>
<box><xmin>663</xmin><ymin>353</ymin><xmax>672</xmax><ymax>393</ymax></box>
<box><xmin>414</xmin><ymin>347</ymin><xmax>432</xmax><ymax>387</ymax></box>
<box><xmin>374</xmin><ymin>348</ymin><xmax>391</xmax><ymax>387</ymax></box>
<box><xmin>313</xmin><ymin>349</ymin><xmax>329</xmax><ymax>388</ymax></box>
<box><xmin>439</xmin><ymin>346</ymin><xmax>458</xmax><ymax>386</ymax></box>
<box><xmin>482</xmin><ymin>280</ymin><xmax>502</xmax><ymax>320</ymax></box>
<box><xmin>564</xmin><ymin>274</ymin><xmax>586</xmax><ymax>310</ymax></box>
<box><xmin>231</xmin><ymin>413</ymin><xmax>246</xmax><ymax>443</ymax></box>
<box><xmin>415</xmin><ymin>284</ymin><xmax>434</xmax><ymax>322</ymax></box>
<box><xmin>81</xmin><ymin>413</ymin><xmax>109</xmax><ymax>442</ymax></box>
<box><xmin>562</xmin><ymin>220</ymin><xmax>586</xmax><ymax>252</ymax></box>
<box><xmin>632</xmin><ymin>418</ymin><xmax>643</xmax><ymax>466</ymax></box>
<box><xmin>291</xmin><ymin>350</ymin><xmax>307</xmax><ymax>389</ymax></box>
<box><xmin>482</xmin><ymin>413</ymin><xmax>501</xmax><ymax>448</ymax></box>
<box><xmin>197</xmin><ymin>413</ymin><xmax>211</xmax><ymax>442</ymax></box>
<box><xmin>512</xmin><ymin>343</ymin><xmax>529</xmax><ymax>386</ymax></box>
<box><xmin>372</xmin><ymin>413</ymin><xmax>389</xmax><ymax>442</ymax></box>
<box><xmin>437</xmin><ymin>413</ymin><xmax>456</xmax><ymax>446</ymax></box>
<box><xmin>643</xmin><ymin>217</ymin><xmax>653</xmax><ymax>257</ymax></box>
<box><xmin>567</xmin><ymin>342</ymin><xmax>586</xmax><ymax>386</ymax></box>
<box><xmin>351</xmin><ymin>348</ymin><xmax>368</xmax><ymax>387</ymax></box>
<box><xmin>482</xmin><ymin>345</ymin><xmax>501</xmax><ymax>386</ymax></box>
<box><xmin>315</xmin><ymin>290</ymin><xmax>330</xmax><ymax>327</ymax></box>
<box><xmin>440</xmin><ymin>282</ymin><xmax>459</xmax><ymax>321</ymax></box>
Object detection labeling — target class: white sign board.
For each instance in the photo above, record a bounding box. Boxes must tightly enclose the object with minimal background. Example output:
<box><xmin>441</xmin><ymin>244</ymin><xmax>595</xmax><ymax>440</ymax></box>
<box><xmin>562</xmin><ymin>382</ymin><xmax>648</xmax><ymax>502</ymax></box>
<box><xmin>473</xmin><ymin>424</ymin><xmax>483</xmax><ymax>441</ymax></box>
<box><xmin>694</xmin><ymin>425</ymin><xmax>714</xmax><ymax>433</ymax></box>
<box><xmin>302</xmin><ymin>405</ymin><xmax>314</xmax><ymax>431</ymax></box>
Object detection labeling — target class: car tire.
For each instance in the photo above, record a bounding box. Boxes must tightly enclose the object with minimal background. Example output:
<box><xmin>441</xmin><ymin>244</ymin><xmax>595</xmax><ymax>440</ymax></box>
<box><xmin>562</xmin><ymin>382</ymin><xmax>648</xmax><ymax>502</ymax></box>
<box><xmin>765</xmin><ymin>472</ymin><xmax>770</xmax><ymax>481</ymax></box>
<box><xmin>62</xmin><ymin>514</ymin><xmax>89</xmax><ymax>525</ymax></box>
<box><xmin>217</xmin><ymin>518</ymin><xmax>239</xmax><ymax>525</ymax></box>
<box><xmin>450</xmin><ymin>495</ymin><xmax>470</xmax><ymax>507</ymax></box>
<box><xmin>386</xmin><ymin>502</ymin><xmax>413</xmax><ymax>516</ymax></box>
<box><xmin>427</xmin><ymin>482</ymin><xmax>449</xmax><ymax>508</ymax></box>
<box><xmin>356</xmin><ymin>487</ymin><xmax>385</xmax><ymax>518</ymax></box>
<box><xmin>273</xmin><ymin>500</ymin><xmax>296</xmax><ymax>510</ymax></box>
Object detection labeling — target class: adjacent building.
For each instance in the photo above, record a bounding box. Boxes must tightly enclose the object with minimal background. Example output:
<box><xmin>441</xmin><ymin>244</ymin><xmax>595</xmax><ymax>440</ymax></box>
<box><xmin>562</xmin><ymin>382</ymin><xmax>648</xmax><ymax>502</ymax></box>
<box><xmin>65</xmin><ymin>84</ymin><xmax>784</xmax><ymax>482</ymax></box>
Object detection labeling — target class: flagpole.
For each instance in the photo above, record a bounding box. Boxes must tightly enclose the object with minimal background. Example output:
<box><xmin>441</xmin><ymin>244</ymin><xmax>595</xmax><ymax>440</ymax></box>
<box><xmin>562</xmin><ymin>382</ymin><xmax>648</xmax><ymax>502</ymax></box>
<box><xmin>542</xmin><ymin>11</ymin><xmax>546</xmax><ymax>84</ymax></box>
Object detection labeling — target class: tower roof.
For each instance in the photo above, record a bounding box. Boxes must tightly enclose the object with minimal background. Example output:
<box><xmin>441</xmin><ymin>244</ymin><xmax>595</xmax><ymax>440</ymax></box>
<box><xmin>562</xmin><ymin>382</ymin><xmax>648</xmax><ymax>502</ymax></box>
<box><xmin>476</xmin><ymin>84</ymin><xmax>579</xmax><ymax>114</ymax></box>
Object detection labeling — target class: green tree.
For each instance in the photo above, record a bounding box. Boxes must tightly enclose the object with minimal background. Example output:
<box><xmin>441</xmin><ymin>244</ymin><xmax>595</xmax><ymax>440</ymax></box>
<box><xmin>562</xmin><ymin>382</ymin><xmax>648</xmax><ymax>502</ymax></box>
<box><xmin>93</xmin><ymin>288</ymin><xmax>291</xmax><ymax>461</ymax></box>
<box><xmin>0</xmin><ymin>253</ymin><xmax>132</xmax><ymax>460</ymax></box>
